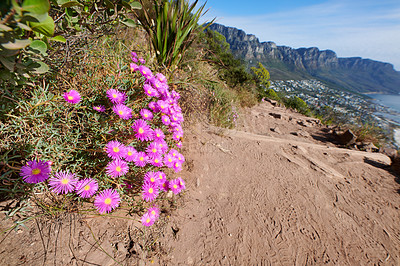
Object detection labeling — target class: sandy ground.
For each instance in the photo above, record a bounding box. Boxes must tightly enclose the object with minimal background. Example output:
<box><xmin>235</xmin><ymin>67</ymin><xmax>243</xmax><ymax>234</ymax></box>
<box><xmin>1</xmin><ymin>102</ymin><xmax>399</xmax><ymax>265</ymax></box>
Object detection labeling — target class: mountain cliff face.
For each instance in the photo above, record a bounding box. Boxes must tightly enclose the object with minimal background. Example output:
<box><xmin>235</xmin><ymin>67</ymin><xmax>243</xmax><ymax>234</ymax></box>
<box><xmin>209</xmin><ymin>23</ymin><xmax>400</xmax><ymax>94</ymax></box>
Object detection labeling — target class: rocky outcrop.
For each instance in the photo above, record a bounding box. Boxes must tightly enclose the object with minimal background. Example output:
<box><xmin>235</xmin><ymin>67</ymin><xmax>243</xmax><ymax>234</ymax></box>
<box><xmin>208</xmin><ymin>23</ymin><xmax>400</xmax><ymax>94</ymax></box>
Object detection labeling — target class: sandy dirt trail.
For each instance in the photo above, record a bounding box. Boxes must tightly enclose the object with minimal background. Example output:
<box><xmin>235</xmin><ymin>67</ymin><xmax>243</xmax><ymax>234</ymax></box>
<box><xmin>158</xmin><ymin>102</ymin><xmax>400</xmax><ymax>265</ymax></box>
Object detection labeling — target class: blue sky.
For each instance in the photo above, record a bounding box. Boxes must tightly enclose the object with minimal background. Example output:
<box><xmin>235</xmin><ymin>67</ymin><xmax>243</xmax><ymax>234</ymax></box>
<box><xmin>197</xmin><ymin>0</ymin><xmax>400</xmax><ymax>70</ymax></box>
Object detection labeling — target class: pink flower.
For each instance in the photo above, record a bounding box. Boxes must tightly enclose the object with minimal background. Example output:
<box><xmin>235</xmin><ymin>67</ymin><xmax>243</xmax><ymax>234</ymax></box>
<box><xmin>176</xmin><ymin>152</ymin><xmax>185</xmax><ymax>163</ymax></box>
<box><xmin>146</xmin><ymin>142</ymin><xmax>161</xmax><ymax>157</ymax></box>
<box><xmin>153</xmin><ymin>128</ymin><xmax>165</xmax><ymax>141</ymax></box>
<box><xmin>157</xmin><ymin>100</ymin><xmax>169</xmax><ymax>113</ymax></box>
<box><xmin>155</xmin><ymin>140</ymin><xmax>169</xmax><ymax>153</ymax></box>
<box><xmin>106</xmin><ymin>159</ymin><xmax>129</xmax><ymax>178</ymax></box>
<box><xmin>139</xmin><ymin>58</ymin><xmax>146</xmax><ymax>65</ymax></box>
<box><xmin>161</xmin><ymin>115</ymin><xmax>170</xmax><ymax>125</ymax></box>
<box><xmin>138</xmin><ymin>65</ymin><xmax>153</xmax><ymax>79</ymax></box>
<box><xmin>20</xmin><ymin>159</ymin><xmax>51</xmax><ymax>183</ymax></box>
<box><xmin>105</xmin><ymin>140</ymin><xmax>126</xmax><ymax>160</ymax></box>
<box><xmin>169</xmin><ymin>179</ymin><xmax>182</xmax><ymax>194</ymax></box>
<box><xmin>131</xmin><ymin>119</ymin><xmax>154</xmax><ymax>142</ymax></box>
<box><xmin>142</xmin><ymin>182</ymin><xmax>159</xmax><ymax>202</ymax></box>
<box><xmin>124</xmin><ymin>146</ymin><xmax>137</xmax><ymax>162</ymax></box>
<box><xmin>49</xmin><ymin>171</ymin><xmax>78</xmax><ymax>194</ymax></box>
<box><xmin>63</xmin><ymin>90</ymin><xmax>81</xmax><ymax>104</ymax></box>
<box><xmin>149</xmin><ymin>154</ymin><xmax>163</xmax><ymax>167</ymax></box>
<box><xmin>156</xmin><ymin>171</ymin><xmax>166</xmax><ymax>184</ymax></box>
<box><xmin>93</xmin><ymin>105</ymin><xmax>106</xmax><ymax>112</ymax></box>
<box><xmin>106</xmin><ymin>89</ymin><xmax>126</xmax><ymax>104</ymax></box>
<box><xmin>94</xmin><ymin>189</ymin><xmax>121</xmax><ymax>214</ymax></box>
<box><xmin>147</xmin><ymin>206</ymin><xmax>160</xmax><ymax>219</ymax></box>
<box><xmin>144</xmin><ymin>171</ymin><xmax>159</xmax><ymax>186</ymax></box>
<box><xmin>160</xmin><ymin>180</ymin><xmax>169</xmax><ymax>192</ymax></box>
<box><xmin>140</xmin><ymin>108</ymin><xmax>153</xmax><ymax>120</ymax></box>
<box><xmin>130</xmin><ymin>62</ymin><xmax>139</xmax><ymax>71</ymax></box>
<box><xmin>163</xmin><ymin>153</ymin><xmax>176</xmax><ymax>168</ymax></box>
<box><xmin>148</xmin><ymin>101</ymin><xmax>158</xmax><ymax>111</ymax></box>
<box><xmin>176</xmin><ymin>141</ymin><xmax>183</xmax><ymax>149</ymax></box>
<box><xmin>141</xmin><ymin>212</ymin><xmax>155</xmax><ymax>226</ymax></box>
<box><xmin>133</xmin><ymin>151</ymin><xmax>148</xmax><ymax>167</ymax></box>
<box><xmin>112</xmin><ymin>104</ymin><xmax>132</xmax><ymax>120</ymax></box>
<box><xmin>75</xmin><ymin>178</ymin><xmax>98</xmax><ymax>198</ymax></box>
<box><xmin>143</xmin><ymin>83</ymin><xmax>159</xmax><ymax>97</ymax></box>
<box><xmin>173</xmin><ymin>161</ymin><xmax>182</xmax><ymax>173</ymax></box>
<box><xmin>156</xmin><ymin>73</ymin><xmax>167</xmax><ymax>84</ymax></box>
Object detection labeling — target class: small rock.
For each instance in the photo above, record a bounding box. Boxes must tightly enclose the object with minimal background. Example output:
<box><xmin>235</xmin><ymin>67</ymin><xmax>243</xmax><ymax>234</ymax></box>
<box><xmin>269</xmin><ymin>112</ymin><xmax>282</xmax><ymax>119</ymax></box>
<box><xmin>297</xmin><ymin>120</ymin><xmax>312</xmax><ymax>127</ymax></box>
<box><xmin>358</xmin><ymin>142</ymin><xmax>379</xmax><ymax>152</ymax></box>
<box><xmin>391</xmin><ymin>154</ymin><xmax>400</xmax><ymax>175</ymax></box>
<box><xmin>270</xmin><ymin>127</ymin><xmax>281</xmax><ymax>134</ymax></box>
<box><xmin>334</xmin><ymin>129</ymin><xmax>357</xmax><ymax>145</ymax></box>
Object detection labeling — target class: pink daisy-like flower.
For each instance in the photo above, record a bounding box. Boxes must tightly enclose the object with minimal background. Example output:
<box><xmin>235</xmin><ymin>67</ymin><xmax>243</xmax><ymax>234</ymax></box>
<box><xmin>142</xmin><ymin>182</ymin><xmax>159</xmax><ymax>202</ymax></box>
<box><xmin>143</xmin><ymin>83</ymin><xmax>159</xmax><ymax>97</ymax></box>
<box><xmin>124</xmin><ymin>146</ymin><xmax>137</xmax><ymax>162</ymax></box>
<box><xmin>147</xmin><ymin>206</ymin><xmax>160</xmax><ymax>219</ymax></box>
<box><xmin>163</xmin><ymin>153</ymin><xmax>176</xmax><ymax>168</ymax></box>
<box><xmin>160</xmin><ymin>180</ymin><xmax>169</xmax><ymax>192</ymax></box>
<box><xmin>139</xmin><ymin>58</ymin><xmax>146</xmax><ymax>65</ymax></box>
<box><xmin>176</xmin><ymin>141</ymin><xmax>183</xmax><ymax>149</ymax></box>
<box><xmin>172</xmin><ymin>132</ymin><xmax>182</xmax><ymax>141</ymax></box>
<box><xmin>169</xmin><ymin>179</ymin><xmax>182</xmax><ymax>195</ymax></box>
<box><xmin>141</xmin><ymin>212</ymin><xmax>155</xmax><ymax>226</ymax></box>
<box><xmin>20</xmin><ymin>159</ymin><xmax>51</xmax><ymax>183</ymax></box>
<box><xmin>177</xmin><ymin>177</ymin><xmax>186</xmax><ymax>190</ymax></box>
<box><xmin>140</xmin><ymin>108</ymin><xmax>153</xmax><ymax>120</ymax></box>
<box><xmin>148</xmin><ymin>101</ymin><xmax>158</xmax><ymax>111</ymax></box>
<box><xmin>94</xmin><ymin>189</ymin><xmax>121</xmax><ymax>214</ymax></box>
<box><xmin>106</xmin><ymin>89</ymin><xmax>126</xmax><ymax>104</ymax></box>
<box><xmin>153</xmin><ymin>128</ymin><xmax>165</xmax><ymax>141</ymax></box>
<box><xmin>131</xmin><ymin>51</ymin><xmax>138</xmax><ymax>61</ymax></box>
<box><xmin>130</xmin><ymin>62</ymin><xmax>139</xmax><ymax>71</ymax></box>
<box><xmin>169</xmin><ymin>148</ymin><xmax>179</xmax><ymax>158</ymax></box>
<box><xmin>138</xmin><ymin>65</ymin><xmax>153</xmax><ymax>79</ymax></box>
<box><xmin>144</xmin><ymin>171</ymin><xmax>159</xmax><ymax>186</ymax></box>
<box><xmin>133</xmin><ymin>151</ymin><xmax>148</xmax><ymax>167</ymax></box>
<box><xmin>173</xmin><ymin>161</ymin><xmax>182</xmax><ymax>173</ymax></box>
<box><xmin>63</xmin><ymin>90</ymin><xmax>81</xmax><ymax>104</ymax></box>
<box><xmin>93</xmin><ymin>105</ymin><xmax>106</xmax><ymax>112</ymax></box>
<box><xmin>161</xmin><ymin>115</ymin><xmax>170</xmax><ymax>126</ymax></box>
<box><xmin>75</xmin><ymin>178</ymin><xmax>98</xmax><ymax>198</ymax></box>
<box><xmin>146</xmin><ymin>142</ymin><xmax>161</xmax><ymax>157</ymax></box>
<box><xmin>149</xmin><ymin>154</ymin><xmax>163</xmax><ymax>167</ymax></box>
<box><xmin>112</xmin><ymin>104</ymin><xmax>132</xmax><ymax>120</ymax></box>
<box><xmin>156</xmin><ymin>73</ymin><xmax>167</xmax><ymax>84</ymax></box>
<box><xmin>49</xmin><ymin>171</ymin><xmax>78</xmax><ymax>194</ymax></box>
<box><xmin>131</xmin><ymin>119</ymin><xmax>153</xmax><ymax>142</ymax></box>
<box><xmin>155</xmin><ymin>140</ymin><xmax>169</xmax><ymax>154</ymax></box>
<box><xmin>157</xmin><ymin>100</ymin><xmax>169</xmax><ymax>113</ymax></box>
<box><xmin>105</xmin><ymin>140</ymin><xmax>126</xmax><ymax>160</ymax></box>
<box><xmin>106</xmin><ymin>159</ymin><xmax>129</xmax><ymax>178</ymax></box>
<box><xmin>176</xmin><ymin>152</ymin><xmax>185</xmax><ymax>163</ymax></box>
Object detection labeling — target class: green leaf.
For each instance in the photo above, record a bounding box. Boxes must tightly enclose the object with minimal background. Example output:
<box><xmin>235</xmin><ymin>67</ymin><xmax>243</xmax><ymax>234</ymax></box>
<box><xmin>129</xmin><ymin>1</ymin><xmax>142</xmax><ymax>10</ymax></box>
<box><xmin>28</xmin><ymin>14</ymin><xmax>55</xmax><ymax>36</ymax></box>
<box><xmin>121</xmin><ymin>18</ymin><xmax>136</xmax><ymax>28</ymax></box>
<box><xmin>104</xmin><ymin>0</ymin><xmax>114</xmax><ymax>9</ymax></box>
<box><xmin>1</xmin><ymin>39</ymin><xmax>32</xmax><ymax>50</ymax></box>
<box><xmin>0</xmin><ymin>48</ymin><xmax>19</xmax><ymax>57</ymax></box>
<box><xmin>29</xmin><ymin>40</ymin><xmax>47</xmax><ymax>55</ymax></box>
<box><xmin>0</xmin><ymin>24</ymin><xmax>13</xmax><ymax>32</ymax></box>
<box><xmin>17</xmin><ymin>22</ymin><xmax>32</xmax><ymax>31</ymax></box>
<box><xmin>50</xmin><ymin>35</ymin><xmax>66</xmax><ymax>43</ymax></box>
<box><xmin>31</xmin><ymin>60</ymin><xmax>49</xmax><ymax>74</ymax></box>
<box><xmin>57</xmin><ymin>0</ymin><xmax>82</xmax><ymax>8</ymax></box>
<box><xmin>22</xmin><ymin>0</ymin><xmax>50</xmax><ymax>15</ymax></box>
<box><xmin>0</xmin><ymin>56</ymin><xmax>15</xmax><ymax>71</ymax></box>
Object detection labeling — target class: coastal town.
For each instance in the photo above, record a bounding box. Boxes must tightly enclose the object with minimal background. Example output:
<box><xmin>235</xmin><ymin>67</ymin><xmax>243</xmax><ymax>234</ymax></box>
<box><xmin>269</xmin><ymin>79</ymin><xmax>400</xmax><ymax>147</ymax></box>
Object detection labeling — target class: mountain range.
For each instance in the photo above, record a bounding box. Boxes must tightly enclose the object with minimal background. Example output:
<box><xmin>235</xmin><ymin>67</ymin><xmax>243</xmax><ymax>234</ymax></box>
<box><xmin>209</xmin><ymin>23</ymin><xmax>400</xmax><ymax>95</ymax></box>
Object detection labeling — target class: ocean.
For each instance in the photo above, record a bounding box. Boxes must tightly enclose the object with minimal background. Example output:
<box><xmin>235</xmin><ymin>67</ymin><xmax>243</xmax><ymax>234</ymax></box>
<box><xmin>370</xmin><ymin>94</ymin><xmax>400</xmax><ymax>147</ymax></box>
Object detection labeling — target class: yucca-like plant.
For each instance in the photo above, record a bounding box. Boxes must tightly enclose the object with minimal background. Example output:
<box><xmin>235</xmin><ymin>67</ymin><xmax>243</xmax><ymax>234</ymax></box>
<box><xmin>137</xmin><ymin>0</ymin><xmax>214</xmax><ymax>68</ymax></box>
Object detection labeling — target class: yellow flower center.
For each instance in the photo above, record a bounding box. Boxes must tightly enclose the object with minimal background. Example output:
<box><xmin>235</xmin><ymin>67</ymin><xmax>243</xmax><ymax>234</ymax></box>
<box><xmin>155</xmin><ymin>159</ymin><xmax>159</xmax><ymax>163</ymax></box>
<box><xmin>144</xmin><ymin>114</ymin><xmax>148</xmax><ymax>117</ymax></box>
<box><xmin>149</xmin><ymin>188</ymin><xmax>153</xmax><ymax>194</ymax></box>
<box><xmin>84</xmin><ymin>185</ymin><xmax>90</xmax><ymax>191</ymax></box>
<box><xmin>139</xmin><ymin>128</ymin><xmax>144</xmax><ymax>134</ymax></box>
<box><xmin>118</xmin><ymin>110</ymin><xmax>124</xmax><ymax>115</ymax></box>
<box><xmin>151</xmin><ymin>210</ymin><xmax>156</xmax><ymax>215</ymax></box>
<box><xmin>157</xmin><ymin>134</ymin><xmax>160</xmax><ymax>137</ymax></box>
<box><xmin>147</xmin><ymin>90</ymin><xmax>152</xmax><ymax>94</ymax></box>
<box><xmin>112</xmin><ymin>94</ymin><xmax>117</xmax><ymax>98</ymax></box>
<box><xmin>140</xmin><ymin>157</ymin><xmax>144</xmax><ymax>161</ymax></box>
<box><xmin>168</xmin><ymin>158</ymin><xmax>172</xmax><ymax>162</ymax></box>
<box><xmin>143</xmin><ymin>70</ymin><xmax>147</xmax><ymax>74</ymax></box>
<box><xmin>150</xmin><ymin>178</ymin><xmax>155</xmax><ymax>182</ymax></box>
<box><xmin>104</xmin><ymin>198</ymin><xmax>112</xmax><ymax>205</ymax></box>
<box><xmin>146</xmin><ymin>218</ymin><xmax>150</xmax><ymax>223</ymax></box>
<box><xmin>32</xmin><ymin>168</ymin><xmax>41</xmax><ymax>175</ymax></box>
<box><xmin>128</xmin><ymin>151</ymin><xmax>132</xmax><ymax>156</ymax></box>
<box><xmin>113</xmin><ymin>147</ymin><xmax>119</xmax><ymax>152</ymax></box>
<box><xmin>61</xmin><ymin>178</ymin><xmax>69</xmax><ymax>185</ymax></box>
<box><xmin>67</xmin><ymin>95</ymin><xmax>74</xmax><ymax>100</ymax></box>
<box><xmin>152</xmin><ymin>148</ymin><xmax>156</xmax><ymax>153</ymax></box>
<box><xmin>116</xmin><ymin>166</ymin><xmax>122</xmax><ymax>172</ymax></box>
<box><xmin>160</xmin><ymin>105</ymin><xmax>164</xmax><ymax>109</ymax></box>
<box><xmin>173</xmin><ymin>184</ymin><xmax>178</xmax><ymax>189</ymax></box>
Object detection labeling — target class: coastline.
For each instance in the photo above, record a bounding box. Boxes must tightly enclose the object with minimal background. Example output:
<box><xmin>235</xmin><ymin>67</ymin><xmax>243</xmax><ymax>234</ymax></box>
<box><xmin>394</xmin><ymin>128</ymin><xmax>400</xmax><ymax>148</ymax></box>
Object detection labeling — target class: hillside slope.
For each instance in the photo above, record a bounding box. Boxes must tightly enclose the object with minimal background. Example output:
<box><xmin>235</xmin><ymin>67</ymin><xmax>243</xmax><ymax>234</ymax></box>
<box><xmin>209</xmin><ymin>23</ymin><xmax>400</xmax><ymax>94</ymax></box>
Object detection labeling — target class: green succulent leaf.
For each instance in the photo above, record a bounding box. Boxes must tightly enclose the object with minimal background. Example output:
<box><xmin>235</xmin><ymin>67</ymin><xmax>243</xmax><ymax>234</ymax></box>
<box><xmin>58</xmin><ymin>0</ymin><xmax>83</xmax><ymax>8</ymax></box>
<box><xmin>29</xmin><ymin>40</ymin><xmax>47</xmax><ymax>55</ymax></box>
<box><xmin>129</xmin><ymin>1</ymin><xmax>142</xmax><ymax>10</ymax></box>
<box><xmin>16</xmin><ymin>22</ymin><xmax>32</xmax><ymax>31</ymax></box>
<box><xmin>50</xmin><ymin>35</ymin><xmax>66</xmax><ymax>43</ymax></box>
<box><xmin>121</xmin><ymin>18</ymin><xmax>136</xmax><ymax>28</ymax></box>
<box><xmin>0</xmin><ymin>24</ymin><xmax>13</xmax><ymax>32</ymax></box>
<box><xmin>0</xmin><ymin>56</ymin><xmax>15</xmax><ymax>71</ymax></box>
<box><xmin>28</xmin><ymin>14</ymin><xmax>55</xmax><ymax>36</ymax></box>
<box><xmin>31</xmin><ymin>60</ymin><xmax>49</xmax><ymax>74</ymax></box>
<box><xmin>22</xmin><ymin>0</ymin><xmax>50</xmax><ymax>15</ymax></box>
<box><xmin>1</xmin><ymin>39</ymin><xmax>32</xmax><ymax>50</ymax></box>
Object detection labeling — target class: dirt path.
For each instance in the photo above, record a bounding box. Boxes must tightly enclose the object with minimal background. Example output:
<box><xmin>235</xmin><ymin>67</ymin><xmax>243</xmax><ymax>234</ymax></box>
<box><xmin>158</xmin><ymin>103</ymin><xmax>400</xmax><ymax>265</ymax></box>
<box><xmin>1</xmin><ymin>102</ymin><xmax>399</xmax><ymax>265</ymax></box>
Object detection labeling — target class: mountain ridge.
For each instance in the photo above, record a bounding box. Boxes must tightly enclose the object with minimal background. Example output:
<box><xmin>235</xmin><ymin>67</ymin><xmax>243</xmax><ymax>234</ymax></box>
<box><xmin>209</xmin><ymin>23</ymin><xmax>400</xmax><ymax>94</ymax></box>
